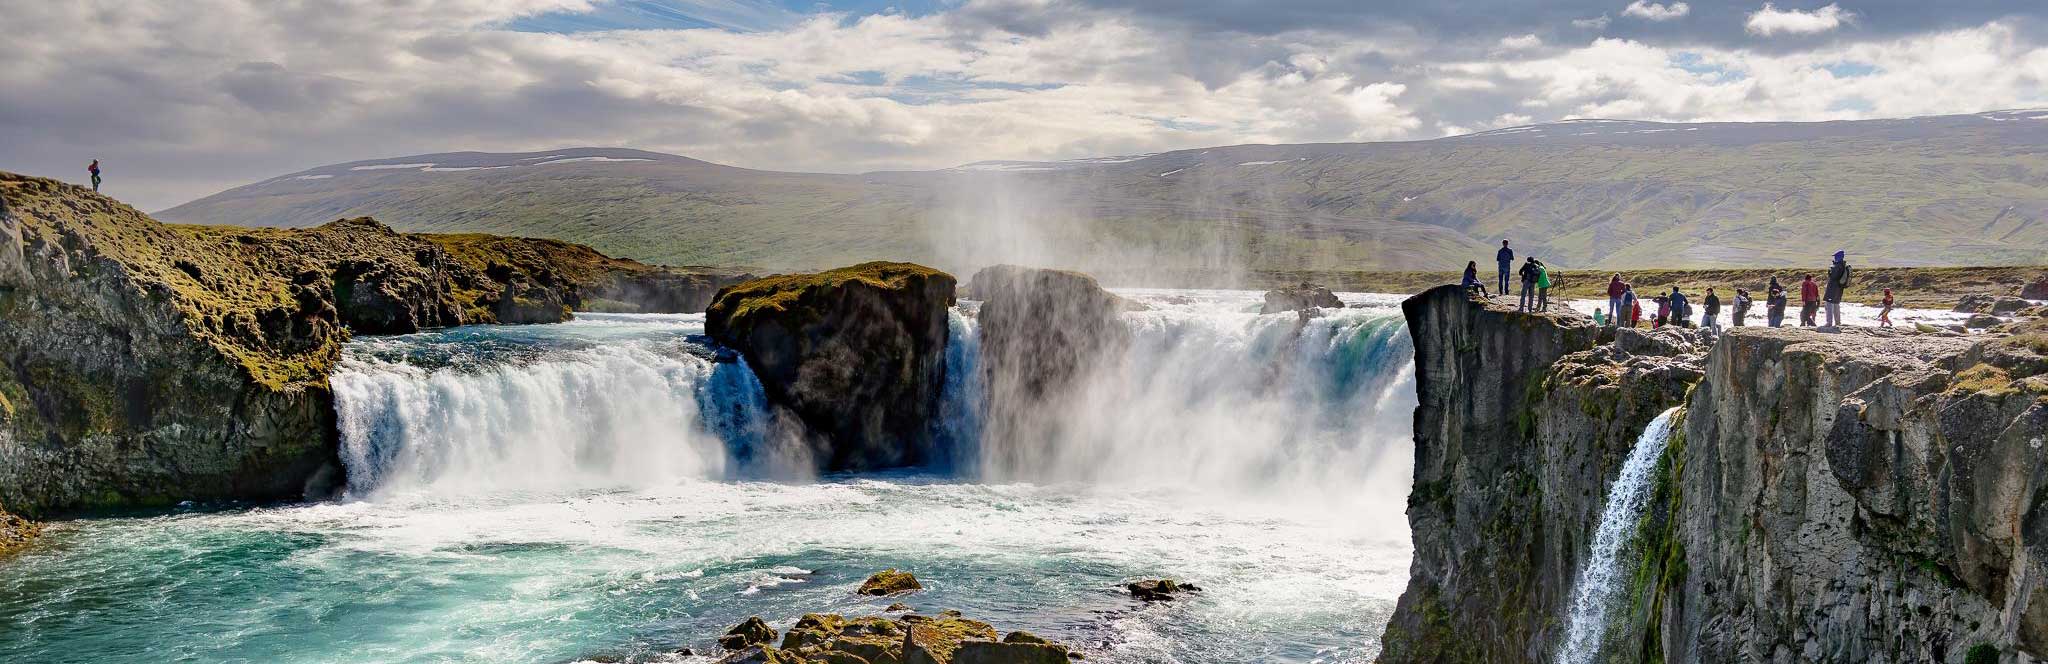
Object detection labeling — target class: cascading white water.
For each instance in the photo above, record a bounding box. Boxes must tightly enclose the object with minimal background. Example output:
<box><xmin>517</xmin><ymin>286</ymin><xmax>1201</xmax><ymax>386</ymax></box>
<box><xmin>967</xmin><ymin>288</ymin><xmax>1418</xmax><ymax>509</ymax></box>
<box><xmin>1555</xmin><ymin>407</ymin><xmax>1684</xmax><ymax>664</ymax></box>
<box><xmin>331</xmin><ymin>314</ymin><xmax>768</xmax><ymax>498</ymax></box>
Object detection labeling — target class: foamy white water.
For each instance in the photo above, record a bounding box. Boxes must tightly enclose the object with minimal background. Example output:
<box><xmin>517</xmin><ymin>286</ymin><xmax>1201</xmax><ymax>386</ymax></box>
<box><xmin>1555</xmin><ymin>407</ymin><xmax>1683</xmax><ymax>664</ymax></box>
<box><xmin>0</xmin><ymin>290</ymin><xmax>1419</xmax><ymax>663</ymax></box>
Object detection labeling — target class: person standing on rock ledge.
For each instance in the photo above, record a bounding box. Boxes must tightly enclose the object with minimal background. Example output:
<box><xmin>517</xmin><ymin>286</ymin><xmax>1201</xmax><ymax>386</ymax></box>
<box><xmin>1517</xmin><ymin>257</ymin><xmax>1541</xmax><ymax>311</ymax></box>
<box><xmin>88</xmin><ymin>159</ymin><xmax>101</xmax><ymax>192</ymax></box>
<box><xmin>1496</xmin><ymin>239</ymin><xmax>1515</xmax><ymax>296</ymax></box>
<box><xmin>1702</xmin><ymin>287</ymin><xmax>1722</xmax><ymax>332</ymax></box>
<box><xmin>1606</xmin><ymin>274</ymin><xmax>1626</xmax><ymax>327</ymax></box>
<box><xmin>1879</xmin><ymin>288</ymin><xmax>1895</xmax><ymax>328</ymax></box>
<box><xmin>1623</xmin><ymin>285</ymin><xmax>1640</xmax><ymax>328</ymax></box>
<box><xmin>1733</xmin><ymin>288</ymin><xmax>1752</xmax><ymax>327</ymax></box>
<box><xmin>1824</xmin><ymin>251</ymin><xmax>1851</xmax><ymax>328</ymax></box>
<box><xmin>1767</xmin><ymin>277</ymin><xmax>1788</xmax><ymax>327</ymax></box>
<box><xmin>1799</xmin><ymin>274</ymin><xmax>1821</xmax><ymax>326</ymax></box>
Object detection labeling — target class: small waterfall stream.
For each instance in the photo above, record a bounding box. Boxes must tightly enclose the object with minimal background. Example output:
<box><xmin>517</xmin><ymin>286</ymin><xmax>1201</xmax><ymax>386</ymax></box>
<box><xmin>1555</xmin><ymin>406</ymin><xmax>1683</xmax><ymax>664</ymax></box>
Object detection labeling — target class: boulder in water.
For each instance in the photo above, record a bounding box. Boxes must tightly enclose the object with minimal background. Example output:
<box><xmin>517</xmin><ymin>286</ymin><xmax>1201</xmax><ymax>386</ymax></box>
<box><xmin>859</xmin><ymin>569</ymin><xmax>923</xmax><ymax>596</ymax></box>
<box><xmin>0</xmin><ymin>507</ymin><xmax>38</xmax><ymax>554</ymax></box>
<box><xmin>969</xmin><ymin>265</ymin><xmax>1135</xmax><ymax>467</ymax></box>
<box><xmin>706</xmin><ymin>262</ymin><xmax>957</xmax><ymax>471</ymax></box>
<box><xmin>1125</xmin><ymin>579</ymin><xmax>1201</xmax><ymax>602</ymax></box>
<box><xmin>1966</xmin><ymin>313</ymin><xmax>2002</xmax><ymax>329</ymax></box>
<box><xmin>721</xmin><ymin>616</ymin><xmax>779</xmax><ymax>650</ymax></box>
<box><xmin>2023</xmin><ymin>275</ymin><xmax>2048</xmax><ymax>300</ymax></box>
<box><xmin>1258</xmin><ymin>282</ymin><xmax>1343</xmax><ymax>314</ymax></box>
<box><xmin>952</xmin><ymin>641</ymin><xmax>1073</xmax><ymax>664</ymax></box>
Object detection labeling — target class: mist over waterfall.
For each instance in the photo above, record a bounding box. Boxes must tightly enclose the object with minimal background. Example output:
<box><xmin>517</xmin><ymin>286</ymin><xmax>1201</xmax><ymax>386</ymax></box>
<box><xmin>1556</xmin><ymin>407</ymin><xmax>1684</xmax><ymax>664</ymax></box>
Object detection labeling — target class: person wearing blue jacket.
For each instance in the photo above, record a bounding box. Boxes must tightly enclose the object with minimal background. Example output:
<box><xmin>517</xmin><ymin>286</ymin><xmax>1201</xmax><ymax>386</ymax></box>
<box><xmin>1495</xmin><ymin>239</ymin><xmax>1514</xmax><ymax>296</ymax></box>
<box><xmin>1669</xmin><ymin>286</ymin><xmax>1691</xmax><ymax>329</ymax></box>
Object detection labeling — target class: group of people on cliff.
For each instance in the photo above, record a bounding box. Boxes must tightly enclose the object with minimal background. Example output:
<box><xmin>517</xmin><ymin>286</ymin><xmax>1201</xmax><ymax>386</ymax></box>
<box><xmin>1461</xmin><ymin>244</ymin><xmax>1888</xmax><ymax>330</ymax></box>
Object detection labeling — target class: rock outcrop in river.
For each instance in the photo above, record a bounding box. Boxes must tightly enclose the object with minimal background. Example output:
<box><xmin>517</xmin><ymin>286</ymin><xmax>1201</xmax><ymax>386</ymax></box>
<box><xmin>0</xmin><ymin>172</ymin><xmax>739</xmax><ymax>516</ymax></box>
<box><xmin>707</xmin><ymin>262</ymin><xmax>958</xmax><ymax>471</ymax></box>
<box><xmin>1385</xmin><ymin>284</ymin><xmax>2048</xmax><ymax>663</ymax></box>
<box><xmin>967</xmin><ymin>265</ymin><xmax>1137</xmax><ymax>475</ymax></box>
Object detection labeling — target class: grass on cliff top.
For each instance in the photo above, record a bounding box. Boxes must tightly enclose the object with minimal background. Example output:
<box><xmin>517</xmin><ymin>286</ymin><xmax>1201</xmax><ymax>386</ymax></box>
<box><xmin>1127</xmin><ymin>265</ymin><xmax>2047</xmax><ymax>309</ymax></box>
<box><xmin>0</xmin><ymin>174</ymin><xmax>340</xmax><ymax>389</ymax></box>
<box><xmin>710</xmin><ymin>261</ymin><xmax>951</xmax><ymax>323</ymax></box>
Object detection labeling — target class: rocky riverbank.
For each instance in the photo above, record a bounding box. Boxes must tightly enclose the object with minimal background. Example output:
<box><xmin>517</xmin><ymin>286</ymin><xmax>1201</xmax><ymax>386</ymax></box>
<box><xmin>0</xmin><ymin>172</ymin><xmax>744</xmax><ymax>518</ymax></box>
<box><xmin>1384</xmin><ymin>285</ymin><xmax>2048</xmax><ymax>663</ymax></box>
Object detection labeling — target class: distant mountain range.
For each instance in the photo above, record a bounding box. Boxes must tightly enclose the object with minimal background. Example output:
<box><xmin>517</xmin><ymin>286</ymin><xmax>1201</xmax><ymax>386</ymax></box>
<box><xmin>158</xmin><ymin>110</ymin><xmax>2048</xmax><ymax>273</ymax></box>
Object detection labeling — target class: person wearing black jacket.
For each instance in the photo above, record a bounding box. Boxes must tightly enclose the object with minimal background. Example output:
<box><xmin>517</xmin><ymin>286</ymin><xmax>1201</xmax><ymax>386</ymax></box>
<box><xmin>1496</xmin><ymin>240</ymin><xmax>1515</xmax><ymax>297</ymax></box>
<box><xmin>1702</xmin><ymin>287</ymin><xmax>1722</xmax><ymax>332</ymax></box>
<box><xmin>1766</xmin><ymin>277</ymin><xmax>1788</xmax><ymax>327</ymax></box>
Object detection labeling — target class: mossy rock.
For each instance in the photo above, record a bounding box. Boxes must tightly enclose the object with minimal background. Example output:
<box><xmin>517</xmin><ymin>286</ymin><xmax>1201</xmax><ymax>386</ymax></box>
<box><xmin>722</xmin><ymin>616</ymin><xmax>779</xmax><ymax>650</ymax></box>
<box><xmin>859</xmin><ymin>569</ymin><xmax>924</xmax><ymax>596</ymax></box>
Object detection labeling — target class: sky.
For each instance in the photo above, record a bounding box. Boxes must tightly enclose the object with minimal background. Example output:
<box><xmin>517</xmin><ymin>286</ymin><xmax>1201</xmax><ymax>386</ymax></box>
<box><xmin>2</xmin><ymin>0</ymin><xmax>2046</xmax><ymax>210</ymax></box>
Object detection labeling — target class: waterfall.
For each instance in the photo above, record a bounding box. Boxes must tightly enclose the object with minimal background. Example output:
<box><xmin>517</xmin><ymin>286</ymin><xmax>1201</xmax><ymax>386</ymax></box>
<box><xmin>331</xmin><ymin>314</ymin><xmax>767</xmax><ymax>498</ymax></box>
<box><xmin>970</xmin><ymin>291</ymin><xmax>1418</xmax><ymax>503</ymax></box>
<box><xmin>327</xmin><ymin>293</ymin><xmax>1418</xmax><ymax>508</ymax></box>
<box><xmin>1555</xmin><ymin>407</ymin><xmax>1684</xmax><ymax>664</ymax></box>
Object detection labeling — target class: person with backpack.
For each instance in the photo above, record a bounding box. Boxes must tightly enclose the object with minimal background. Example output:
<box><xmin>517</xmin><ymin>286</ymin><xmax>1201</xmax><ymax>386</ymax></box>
<box><xmin>1535</xmin><ymin>259</ymin><xmax>1553</xmax><ymax>311</ymax></box>
<box><xmin>1732</xmin><ymin>288</ymin><xmax>1752</xmax><ymax>327</ymax></box>
<box><xmin>88</xmin><ymin>159</ymin><xmax>102</xmax><ymax>192</ymax></box>
<box><xmin>1518</xmin><ymin>257</ymin><xmax>1540</xmax><ymax>311</ymax></box>
<box><xmin>1824</xmin><ymin>251</ymin><xmax>1851</xmax><ymax>328</ymax></box>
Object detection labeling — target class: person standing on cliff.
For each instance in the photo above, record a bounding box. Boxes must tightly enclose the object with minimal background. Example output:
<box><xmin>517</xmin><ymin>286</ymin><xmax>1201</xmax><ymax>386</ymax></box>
<box><xmin>1518</xmin><ymin>257</ymin><xmax>1540</xmax><ymax>311</ymax></box>
<box><xmin>1669</xmin><ymin>287</ymin><xmax>1691</xmax><ymax>329</ymax></box>
<box><xmin>1879</xmin><ymin>288</ymin><xmax>1895</xmax><ymax>328</ymax></box>
<box><xmin>1799</xmin><ymin>274</ymin><xmax>1821</xmax><ymax>326</ymax></box>
<box><xmin>1702</xmin><ymin>287</ymin><xmax>1722</xmax><ymax>332</ymax></box>
<box><xmin>1535</xmin><ymin>259</ymin><xmax>1553</xmax><ymax>311</ymax></box>
<box><xmin>1767</xmin><ymin>277</ymin><xmax>1787</xmax><ymax>327</ymax></box>
<box><xmin>1496</xmin><ymin>240</ymin><xmax>1514</xmax><ymax>296</ymax></box>
<box><xmin>1624</xmin><ymin>286</ymin><xmax>1640</xmax><ymax>328</ymax></box>
<box><xmin>1606</xmin><ymin>274</ymin><xmax>1626</xmax><ymax>327</ymax></box>
<box><xmin>1824</xmin><ymin>251</ymin><xmax>1851</xmax><ymax>328</ymax></box>
<box><xmin>88</xmin><ymin>159</ymin><xmax>101</xmax><ymax>192</ymax></box>
<box><xmin>1733</xmin><ymin>288</ymin><xmax>1752</xmax><ymax>327</ymax></box>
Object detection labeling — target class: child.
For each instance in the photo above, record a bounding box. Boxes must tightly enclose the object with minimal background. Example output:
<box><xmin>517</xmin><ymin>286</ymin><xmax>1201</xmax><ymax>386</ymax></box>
<box><xmin>1879</xmin><ymin>289</ymin><xmax>1894</xmax><ymax>328</ymax></box>
<box><xmin>1594</xmin><ymin>308</ymin><xmax>1606</xmax><ymax>327</ymax></box>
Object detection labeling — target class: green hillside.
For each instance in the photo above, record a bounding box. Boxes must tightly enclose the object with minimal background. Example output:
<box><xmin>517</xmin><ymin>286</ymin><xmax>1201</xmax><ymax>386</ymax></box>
<box><xmin>158</xmin><ymin>111</ymin><xmax>2048</xmax><ymax>273</ymax></box>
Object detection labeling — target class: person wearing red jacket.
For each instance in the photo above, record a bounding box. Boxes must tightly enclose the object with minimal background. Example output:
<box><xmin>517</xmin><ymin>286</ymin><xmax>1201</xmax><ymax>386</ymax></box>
<box><xmin>1605</xmin><ymin>274</ymin><xmax>1626</xmax><ymax>328</ymax></box>
<box><xmin>1799</xmin><ymin>274</ymin><xmax>1821</xmax><ymax>326</ymax></box>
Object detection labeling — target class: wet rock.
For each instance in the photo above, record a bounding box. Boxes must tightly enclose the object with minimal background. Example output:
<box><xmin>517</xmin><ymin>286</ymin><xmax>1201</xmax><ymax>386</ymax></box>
<box><xmin>1125</xmin><ymin>579</ymin><xmax>1200</xmax><ymax>602</ymax></box>
<box><xmin>1954</xmin><ymin>294</ymin><xmax>2027</xmax><ymax>314</ymax></box>
<box><xmin>721</xmin><ymin>616</ymin><xmax>779</xmax><ymax>650</ymax></box>
<box><xmin>885</xmin><ymin>603</ymin><xmax>912</xmax><ymax>612</ymax></box>
<box><xmin>952</xmin><ymin>641</ymin><xmax>1071</xmax><ymax>664</ymax></box>
<box><xmin>2023</xmin><ymin>275</ymin><xmax>2048</xmax><ymax>300</ymax></box>
<box><xmin>1966</xmin><ymin>313</ymin><xmax>2002</xmax><ymax>329</ymax></box>
<box><xmin>1258</xmin><ymin>282</ymin><xmax>1343</xmax><ymax>314</ymax></box>
<box><xmin>715</xmin><ymin>646</ymin><xmax>784</xmax><ymax>664</ymax></box>
<box><xmin>969</xmin><ymin>265</ymin><xmax>1136</xmax><ymax>473</ymax></box>
<box><xmin>859</xmin><ymin>569</ymin><xmax>923</xmax><ymax>596</ymax></box>
<box><xmin>706</xmin><ymin>262</ymin><xmax>957</xmax><ymax>471</ymax></box>
<box><xmin>0</xmin><ymin>507</ymin><xmax>39</xmax><ymax>554</ymax></box>
<box><xmin>1001</xmin><ymin>632</ymin><xmax>1048</xmax><ymax>644</ymax></box>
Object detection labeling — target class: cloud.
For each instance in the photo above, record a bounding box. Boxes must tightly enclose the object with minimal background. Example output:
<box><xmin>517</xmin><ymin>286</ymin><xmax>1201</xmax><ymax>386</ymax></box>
<box><xmin>1746</xmin><ymin>3</ymin><xmax>1854</xmax><ymax>36</ymax></box>
<box><xmin>1573</xmin><ymin>15</ymin><xmax>1612</xmax><ymax>30</ymax></box>
<box><xmin>1622</xmin><ymin>1</ymin><xmax>1690</xmax><ymax>21</ymax></box>
<box><xmin>0</xmin><ymin>0</ymin><xmax>2042</xmax><ymax>209</ymax></box>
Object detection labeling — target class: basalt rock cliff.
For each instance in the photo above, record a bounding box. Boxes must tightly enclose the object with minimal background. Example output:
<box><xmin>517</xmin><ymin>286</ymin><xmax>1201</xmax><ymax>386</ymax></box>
<box><xmin>1384</xmin><ymin>284</ymin><xmax>2048</xmax><ymax>663</ymax></box>
<box><xmin>706</xmin><ymin>262</ymin><xmax>958</xmax><ymax>471</ymax></box>
<box><xmin>0</xmin><ymin>172</ymin><xmax>739</xmax><ymax>516</ymax></box>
